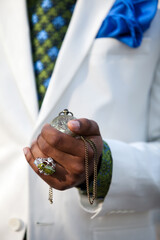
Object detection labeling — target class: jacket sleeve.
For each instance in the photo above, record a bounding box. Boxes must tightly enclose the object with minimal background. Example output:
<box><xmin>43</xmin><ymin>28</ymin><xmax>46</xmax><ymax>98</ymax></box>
<box><xmin>77</xmin><ymin>54</ymin><xmax>160</xmax><ymax>218</ymax></box>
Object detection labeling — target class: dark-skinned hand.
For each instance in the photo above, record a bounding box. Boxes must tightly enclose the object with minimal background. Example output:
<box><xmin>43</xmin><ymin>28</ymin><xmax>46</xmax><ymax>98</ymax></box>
<box><xmin>23</xmin><ymin>118</ymin><xmax>103</xmax><ymax>190</ymax></box>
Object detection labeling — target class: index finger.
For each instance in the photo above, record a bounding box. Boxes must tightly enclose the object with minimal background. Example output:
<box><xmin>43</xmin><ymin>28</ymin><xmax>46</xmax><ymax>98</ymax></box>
<box><xmin>40</xmin><ymin>124</ymin><xmax>85</xmax><ymax>157</ymax></box>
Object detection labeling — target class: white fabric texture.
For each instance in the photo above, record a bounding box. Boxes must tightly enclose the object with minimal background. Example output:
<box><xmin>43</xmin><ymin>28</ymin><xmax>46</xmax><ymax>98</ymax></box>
<box><xmin>0</xmin><ymin>0</ymin><xmax>160</xmax><ymax>240</ymax></box>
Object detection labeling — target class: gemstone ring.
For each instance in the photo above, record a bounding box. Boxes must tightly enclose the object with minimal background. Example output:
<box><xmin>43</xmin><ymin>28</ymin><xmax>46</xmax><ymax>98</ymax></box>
<box><xmin>34</xmin><ymin>157</ymin><xmax>56</xmax><ymax>175</ymax></box>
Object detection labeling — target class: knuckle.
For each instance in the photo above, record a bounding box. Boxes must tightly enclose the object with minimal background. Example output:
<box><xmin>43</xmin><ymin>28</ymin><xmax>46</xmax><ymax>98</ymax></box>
<box><xmin>38</xmin><ymin>138</ymin><xmax>50</xmax><ymax>154</ymax></box>
<box><xmin>71</xmin><ymin>161</ymin><xmax>84</xmax><ymax>176</ymax></box>
<box><xmin>92</xmin><ymin>120</ymin><xmax>99</xmax><ymax>129</ymax></box>
<box><xmin>67</xmin><ymin>176</ymin><xmax>77</xmax><ymax>187</ymax></box>
<box><xmin>91</xmin><ymin>120</ymin><xmax>100</xmax><ymax>134</ymax></box>
<box><xmin>41</xmin><ymin>124</ymin><xmax>48</xmax><ymax>136</ymax></box>
<box><xmin>83</xmin><ymin>118</ymin><xmax>92</xmax><ymax>130</ymax></box>
<box><xmin>30</xmin><ymin>141</ymin><xmax>37</xmax><ymax>151</ymax></box>
<box><xmin>50</xmin><ymin>134</ymin><xmax>62</xmax><ymax>148</ymax></box>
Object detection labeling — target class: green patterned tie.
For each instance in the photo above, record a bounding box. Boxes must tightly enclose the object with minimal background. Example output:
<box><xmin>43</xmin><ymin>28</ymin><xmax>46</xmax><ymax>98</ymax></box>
<box><xmin>27</xmin><ymin>0</ymin><xmax>76</xmax><ymax>108</ymax></box>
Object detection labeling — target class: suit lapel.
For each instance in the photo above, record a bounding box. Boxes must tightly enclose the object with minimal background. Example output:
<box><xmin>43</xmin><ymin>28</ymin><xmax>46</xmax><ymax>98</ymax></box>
<box><xmin>0</xmin><ymin>0</ymin><xmax>115</xmax><ymax>137</ymax></box>
<box><xmin>0</xmin><ymin>0</ymin><xmax>38</xmax><ymax>123</ymax></box>
<box><xmin>35</xmin><ymin>0</ymin><xmax>115</xmax><ymax>132</ymax></box>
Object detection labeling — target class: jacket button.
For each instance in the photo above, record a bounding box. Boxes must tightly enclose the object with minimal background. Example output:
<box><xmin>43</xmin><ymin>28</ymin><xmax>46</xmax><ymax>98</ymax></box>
<box><xmin>9</xmin><ymin>218</ymin><xmax>23</xmax><ymax>232</ymax></box>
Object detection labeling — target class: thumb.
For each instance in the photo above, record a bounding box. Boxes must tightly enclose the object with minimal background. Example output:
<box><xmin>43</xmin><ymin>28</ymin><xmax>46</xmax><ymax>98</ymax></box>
<box><xmin>67</xmin><ymin>118</ymin><xmax>100</xmax><ymax>136</ymax></box>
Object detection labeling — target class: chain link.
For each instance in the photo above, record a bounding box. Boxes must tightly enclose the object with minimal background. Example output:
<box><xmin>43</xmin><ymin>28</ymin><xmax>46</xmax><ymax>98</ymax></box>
<box><xmin>49</xmin><ymin>186</ymin><xmax>53</xmax><ymax>204</ymax></box>
<box><xmin>81</xmin><ymin>136</ymin><xmax>98</xmax><ymax>204</ymax></box>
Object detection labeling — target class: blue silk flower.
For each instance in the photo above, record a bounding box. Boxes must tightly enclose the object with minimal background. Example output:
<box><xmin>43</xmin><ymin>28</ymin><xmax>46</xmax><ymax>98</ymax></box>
<box><xmin>96</xmin><ymin>0</ymin><xmax>158</xmax><ymax>48</ymax></box>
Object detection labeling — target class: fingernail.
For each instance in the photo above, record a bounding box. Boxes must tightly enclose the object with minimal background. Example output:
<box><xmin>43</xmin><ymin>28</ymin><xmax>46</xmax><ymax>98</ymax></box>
<box><xmin>23</xmin><ymin>148</ymin><xmax>28</xmax><ymax>155</ymax></box>
<box><xmin>68</xmin><ymin>120</ymin><xmax>80</xmax><ymax>130</ymax></box>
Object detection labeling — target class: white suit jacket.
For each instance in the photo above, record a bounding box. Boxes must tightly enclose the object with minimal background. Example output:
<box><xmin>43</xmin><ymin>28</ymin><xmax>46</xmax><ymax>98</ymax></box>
<box><xmin>0</xmin><ymin>0</ymin><xmax>160</xmax><ymax>240</ymax></box>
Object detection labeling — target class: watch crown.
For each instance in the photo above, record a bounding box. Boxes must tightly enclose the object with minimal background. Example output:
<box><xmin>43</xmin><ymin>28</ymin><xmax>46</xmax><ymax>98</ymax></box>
<box><xmin>59</xmin><ymin>109</ymin><xmax>73</xmax><ymax>116</ymax></box>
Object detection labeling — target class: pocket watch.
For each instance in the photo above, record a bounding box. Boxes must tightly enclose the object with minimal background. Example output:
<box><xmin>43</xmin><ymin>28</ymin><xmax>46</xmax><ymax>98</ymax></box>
<box><xmin>51</xmin><ymin>109</ymin><xmax>76</xmax><ymax>136</ymax></box>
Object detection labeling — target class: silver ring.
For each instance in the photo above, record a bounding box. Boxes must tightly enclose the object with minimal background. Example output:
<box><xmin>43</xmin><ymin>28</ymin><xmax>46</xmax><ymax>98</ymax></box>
<box><xmin>34</xmin><ymin>157</ymin><xmax>56</xmax><ymax>175</ymax></box>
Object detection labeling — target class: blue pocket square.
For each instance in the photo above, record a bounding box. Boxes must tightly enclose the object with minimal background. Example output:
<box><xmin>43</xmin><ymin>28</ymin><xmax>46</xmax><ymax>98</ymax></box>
<box><xmin>96</xmin><ymin>0</ymin><xmax>158</xmax><ymax>48</ymax></box>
